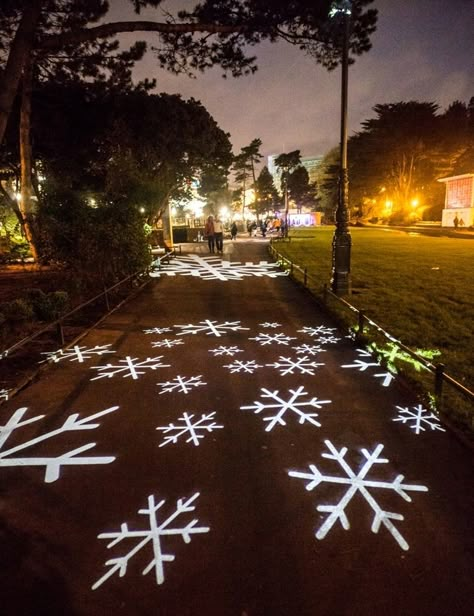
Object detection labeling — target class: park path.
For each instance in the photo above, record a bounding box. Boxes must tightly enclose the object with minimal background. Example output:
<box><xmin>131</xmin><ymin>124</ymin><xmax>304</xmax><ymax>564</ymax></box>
<box><xmin>1</xmin><ymin>239</ymin><xmax>473</xmax><ymax>616</ymax></box>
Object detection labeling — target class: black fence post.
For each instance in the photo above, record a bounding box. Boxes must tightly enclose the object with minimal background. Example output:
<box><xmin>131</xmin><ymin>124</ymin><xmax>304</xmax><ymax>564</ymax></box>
<box><xmin>103</xmin><ymin>285</ymin><xmax>110</xmax><ymax>311</ymax></box>
<box><xmin>435</xmin><ymin>363</ymin><xmax>445</xmax><ymax>407</ymax></box>
<box><xmin>56</xmin><ymin>321</ymin><xmax>65</xmax><ymax>346</ymax></box>
<box><xmin>355</xmin><ymin>311</ymin><xmax>366</xmax><ymax>343</ymax></box>
<box><xmin>304</xmin><ymin>268</ymin><xmax>307</xmax><ymax>287</ymax></box>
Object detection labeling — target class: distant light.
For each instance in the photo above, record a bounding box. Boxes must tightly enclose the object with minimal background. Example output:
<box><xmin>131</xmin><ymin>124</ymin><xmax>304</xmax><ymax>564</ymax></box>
<box><xmin>329</xmin><ymin>1</ymin><xmax>352</xmax><ymax>17</ymax></box>
<box><xmin>139</xmin><ymin>206</ymin><xmax>146</xmax><ymax>214</ymax></box>
<box><xmin>411</xmin><ymin>199</ymin><xmax>419</xmax><ymax>208</ymax></box>
<box><xmin>15</xmin><ymin>192</ymin><xmax>21</xmax><ymax>201</ymax></box>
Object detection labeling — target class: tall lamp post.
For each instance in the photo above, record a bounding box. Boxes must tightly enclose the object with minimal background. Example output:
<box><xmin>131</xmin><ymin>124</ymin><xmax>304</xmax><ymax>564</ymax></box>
<box><xmin>331</xmin><ymin>0</ymin><xmax>352</xmax><ymax>295</ymax></box>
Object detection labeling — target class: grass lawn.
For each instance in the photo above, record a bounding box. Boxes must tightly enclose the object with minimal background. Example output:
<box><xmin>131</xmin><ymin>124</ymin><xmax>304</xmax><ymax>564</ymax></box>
<box><xmin>273</xmin><ymin>227</ymin><xmax>474</xmax><ymax>426</ymax></box>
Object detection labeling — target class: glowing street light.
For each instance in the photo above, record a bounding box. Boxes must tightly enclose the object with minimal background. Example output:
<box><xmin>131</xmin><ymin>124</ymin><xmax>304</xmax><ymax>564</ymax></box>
<box><xmin>331</xmin><ymin>0</ymin><xmax>352</xmax><ymax>296</ymax></box>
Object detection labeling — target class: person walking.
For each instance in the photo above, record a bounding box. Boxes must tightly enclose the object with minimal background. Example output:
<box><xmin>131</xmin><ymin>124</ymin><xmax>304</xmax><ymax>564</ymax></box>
<box><xmin>230</xmin><ymin>221</ymin><xmax>238</xmax><ymax>240</ymax></box>
<box><xmin>213</xmin><ymin>216</ymin><xmax>224</xmax><ymax>253</ymax></box>
<box><xmin>205</xmin><ymin>215</ymin><xmax>215</xmax><ymax>253</ymax></box>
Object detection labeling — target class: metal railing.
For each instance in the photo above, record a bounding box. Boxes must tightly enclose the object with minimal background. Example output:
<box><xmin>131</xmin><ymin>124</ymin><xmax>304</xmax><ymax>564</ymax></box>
<box><xmin>269</xmin><ymin>241</ymin><xmax>474</xmax><ymax>416</ymax></box>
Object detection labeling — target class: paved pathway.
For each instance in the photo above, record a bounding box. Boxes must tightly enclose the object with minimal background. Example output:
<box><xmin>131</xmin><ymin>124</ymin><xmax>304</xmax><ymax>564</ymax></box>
<box><xmin>1</xmin><ymin>240</ymin><xmax>473</xmax><ymax>616</ymax></box>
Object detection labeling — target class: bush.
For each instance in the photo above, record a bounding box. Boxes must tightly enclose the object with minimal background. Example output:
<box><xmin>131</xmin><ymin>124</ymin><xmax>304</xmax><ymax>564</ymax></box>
<box><xmin>0</xmin><ymin>298</ymin><xmax>34</xmax><ymax>322</ymax></box>
<box><xmin>23</xmin><ymin>288</ymin><xmax>69</xmax><ymax>321</ymax></box>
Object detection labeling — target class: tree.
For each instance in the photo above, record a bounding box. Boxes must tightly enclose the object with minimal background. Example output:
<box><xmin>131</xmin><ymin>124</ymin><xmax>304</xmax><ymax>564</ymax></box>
<box><xmin>255</xmin><ymin>166</ymin><xmax>280</xmax><ymax>216</ymax></box>
<box><xmin>240</xmin><ymin>138</ymin><xmax>263</xmax><ymax>217</ymax></box>
<box><xmin>316</xmin><ymin>146</ymin><xmax>339</xmax><ymax>222</ymax></box>
<box><xmin>274</xmin><ymin>150</ymin><xmax>302</xmax><ymax>233</ymax></box>
<box><xmin>232</xmin><ymin>152</ymin><xmax>253</xmax><ymax>218</ymax></box>
<box><xmin>287</xmin><ymin>166</ymin><xmax>318</xmax><ymax>211</ymax></box>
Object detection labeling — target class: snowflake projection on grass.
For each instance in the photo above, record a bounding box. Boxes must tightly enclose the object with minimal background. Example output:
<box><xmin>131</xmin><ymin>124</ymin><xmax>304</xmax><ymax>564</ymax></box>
<box><xmin>223</xmin><ymin>359</ymin><xmax>263</xmax><ymax>374</ymax></box>
<box><xmin>342</xmin><ymin>349</ymin><xmax>394</xmax><ymax>388</ymax></box>
<box><xmin>0</xmin><ymin>406</ymin><xmax>117</xmax><ymax>483</ymax></box>
<box><xmin>151</xmin><ymin>339</ymin><xmax>184</xmax><ymax>349</ymax></box>
<box><xmin>0</xmin><ymin>388</ymin><xmax>9</xmax><ymax>401</ymax></box>
<box><xmin>208</xmin><ymin>346</ymin><xmax>243</xmax><ymax>357</ymax></box>
<box><xmin>289</xmin><ymin>440</ymin><xmax>428</xmax><ymax>550</ymax></box>
<box><xmin>92</xmin><ymin>493</ymin><xmax>209</xmax><ymax>589</ymax></box>
<box><xmin>298</xmin><ymin>325</ymin><xmax>338</xmax><ymax>337</ymax></box>
<box><xmin>241</xmin><ymin>386</ymin><xmax>331</xmax><ymax>432</ymax></box>
<box><xmin>143</xmin><ymin>327</ymin><xmax>172</xmax><ymax>335</ymax></box>
<box><xmin>259</xmin><ymin>322</ymin><xmax>282</xmax><ymax>329</ymax></box>
<box><xmin>156</xmin><ymin>412</ymin><xmax>223</xmax><ymax>447</ymax></box>
<box><xmin>248</xmin><ymin>332</ymin><xmax>296</xmax><ymax>346</ymax></box>
<box><xmin>266</xmin><ymin>355</ymin><xmax>325</xmax><ymax>376</ymax></box>
<box><xmin>292</xmin><ymin>344</ymin><xmax>326</xmax><ymax>356</ymax></box>
<box><xmin>40</xmin><ymin>344</ymin><xmax>116</xmax><ymax>364</ymax></box>
<box><xmin>393</xmin><ymin>404</ymin><xmax>446</xmax><ymax>435</ymax></box>
<box><xmin>150</xmin><ymin>254</ymin><xmax>287</xmax><ymax>281</ymax></box>
<box><xmin>174</xmin><ymin>320</ymin><xmax>249</xmax><ymax>337</ymax></box>
<box><xmin>91</xmin><ymin>356</ymin><xmax>170</xmax><ymax>381</ymax></box>
<box><xmin>157</xmin><ymin>375</ymin><xmax>206</xmax><ymax>395</ymax></box>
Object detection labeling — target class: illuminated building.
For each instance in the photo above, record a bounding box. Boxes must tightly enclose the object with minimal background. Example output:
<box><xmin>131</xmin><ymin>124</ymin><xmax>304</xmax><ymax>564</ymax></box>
<box><xmin>438</xmin><ymin>173</ymin><xmax>474</xmax><ymax>227</ymax></box>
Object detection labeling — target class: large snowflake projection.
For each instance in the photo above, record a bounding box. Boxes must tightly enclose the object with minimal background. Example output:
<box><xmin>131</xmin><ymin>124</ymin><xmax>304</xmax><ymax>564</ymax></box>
<box><xmin>156</xmin><ymin>412</ymin><xmax>223</xmax><ymax>447</ymax></box>
<box><xmin>0</xmin><ymin>406</ymin><xmax>117</xmax><ymax>483</ymax></box>
<box><xmin>150</xmin><ymin>254</ymin><xmax>287</xmax><ymax>281</ymax></box>
<box><xmin>40</xmin><ymin>344</ymin><xmax>116</xmax><ymax>364</ymax></box>
<box><xmin>92</xmin><ymin>493</ymin><xmax>210</xmax><ymax>590</ymax></box>
<box><xmin>174</xmin><ymin>320</ymin><xmax>249</xmax><ymax>338</ymax></box>
<box><xmin>143</xmin><ymin>327</ymin><xmax>172</xmax><ymax>335</ymax></box>
<box><xmin>298</xmin><ymin>325</ymin><xmax>338</xmax><ymax>337</ymax></box>
<box><xmin>342</xmin><ymin>349</ymin><xmax>394</xmax><ymax>388</ymax></box>
<box><xmin>157</xmin><ymin>375</ymin><xmax>206</xmax><ymax>395</ymax></box>
<box><xmin>223</xmin><ymin>359</ymin><xmax>263</xmax><ymax>374</ymax></box>
<box><xmin>151</xmin><ymin>339</ymin><xmax>184</xmax><ymax>349</ymax></box>
<box><xmin>248</xmin><ymin>332</ymin><xmax>296</xmax><ymax>346</ymax></box>
<box><xmin>393</xmin><ymin>404</ymin><xmax>446</xmax><ymax>435</ymax></box>
<box><xmin>91</xmin><ymin>356</ymin><xmax>170</xmax><ymax>381</ymax></box>
<box><xmin>208</xmin><ymin>345</ymin><xmax>243</xmax><ymax>357</ymax></box>
<box><xmin>259</xmin><ymin>322</ymin><xmax>282</xmax><ymax>329</ymax></box>
<box><xmin>0</xmin><ymin>388</ymin><xmax>9</xmax><ymax>401</ymax></box>
<box><xmin>266</xmin><ymin>355</ymin><xmax>325</xmax><ymax>376</ymax></box>
<box><xmin>292</xmin><ymin>344</ymin><xmax>326</xmax><ymax>356</ymax></box>
<box><xmin>241</xmin><ymin>386</ymin><xmax>331</xmax><ymax>432</ymax></box>
<box><xmin>288</xmin><ymin>439</ymin><xmax>428</xmax><ymax>551</ymax></box>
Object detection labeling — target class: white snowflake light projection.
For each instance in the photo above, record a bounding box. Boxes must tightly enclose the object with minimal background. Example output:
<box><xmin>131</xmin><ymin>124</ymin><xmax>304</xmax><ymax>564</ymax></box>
<box><xmin>342</xmin><ymin>349</ymin><xmax>394</xmax><ymax>388</ymax></box>
<box><xmin>156</xmin><ymin>412</ymin><xmax>223</xmax><ymax>447</ymax></box>
<box><xmin>0</xmin><ymin>388</ymin><xmax>9</xmax><ymax>401</ymax></box>
<box><xmin>315</xmin><ymin>335</ymin><xmax>341</xmax><ymax>345</ymax></box>
<box><xmin>150</xmin><ymin>254</ymin><xmax>287</xmax><ymax>281</ymax></box>
<box><xmin>157</xmin><ymin>375</ymin><xmax>206</xmax><ymax>395</ymax></box>
<box><xmin>174</xmin><ymin>320</ymin><xmax>249</xmax><ymax>337</ymax></box>
<box><xmin>393</xmin><ymin>404</ymin><xmax>446</xmax><ymax>435</ymax></box>
<box><xmin>40</xmin><ymin>344</ymin><xmax>116</xmax><ymax>364</ymax></box>
<box><xmin>266</xmin><ymin>355</ymin><xmax>325</xmax><ymax>376</ymax></box>
<box><xmin>259</xmin><ymin>322</ymin><xmax>282</xmax><ymax>329</ymax></box>
<box><xmin>92</xmin><ymin>493</ymin><xmax>210</xmax><ymax>589</ymax></box>
<box><xmin>249</xmin><ymin>332</ymin><xmax>296</xmax><ymax>346</ymax></box>
<box><xmin>289</xmin><ymin>439</ymin><xmax>428</xmax><ymax>551</ymax></box>
<box><xmin>241</xmin><ymin>386</ymin><xmax>331</xmax><ymax>432</ymax></box>
<box><xmin>298</xmin><ymin>325</ymin><xmax>338</xmax><ymax>337</ymax></box>
<box><xmin>143</xmin><ymin>327</ymin><xmax>172</xmax><ymax>335</ymax></box>
<box><xmin>208</xmin><ymin>346</ymin><xmax>243</xmax><ymax>357</ymax></box>
<box><xmin>223</xmin><ymin>359</ymin><xmax>263</xmax><ymax>374</ymax></box>
<box><xmin>91</xmin><ymin>356</ymin><xmax>170</xmax><ymax>380</ymax></box>
<box><xmin>151</xmin><ymin>339</ymin><xmax>184</xmax><ymax>349</ymax></box>
<box><xmin>292</xmin><ymin>344</ymin><xmax>326</xmax><ymax>356</ymax></box>
<box><xmin>0</xmin><ymin>406</ymin><xmax>117</xmax><ymax>483</ymax></box>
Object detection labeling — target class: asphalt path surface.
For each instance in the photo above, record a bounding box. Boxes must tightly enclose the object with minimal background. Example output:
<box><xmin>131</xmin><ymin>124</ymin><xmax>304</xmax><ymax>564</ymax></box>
<box><xmin>1</xmin><ymin>239</ymin><xmax>473</xmax><ymax>616</ymax></box>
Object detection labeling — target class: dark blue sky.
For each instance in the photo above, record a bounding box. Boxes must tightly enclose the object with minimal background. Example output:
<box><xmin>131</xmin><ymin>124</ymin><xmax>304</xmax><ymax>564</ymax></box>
<box><xmin>112</xmin><ymin>0</ymin><xmax>474</xmax><ymax>162</ymax></box>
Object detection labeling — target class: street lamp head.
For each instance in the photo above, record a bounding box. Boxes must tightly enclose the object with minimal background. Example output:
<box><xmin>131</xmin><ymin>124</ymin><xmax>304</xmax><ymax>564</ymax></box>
<box><xmin>329</xmin><ymin>1</ymin><xmax>352</xmax><ymax>18</ymax></box>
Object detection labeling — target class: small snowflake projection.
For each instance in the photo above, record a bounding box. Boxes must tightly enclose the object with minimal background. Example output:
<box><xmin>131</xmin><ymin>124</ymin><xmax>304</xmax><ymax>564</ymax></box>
<box><xmin>208</xmin><ymin>345</ymin><xmax>243</xmax><ymax>357</ymax></box>
<box><xmin>315</xmin><ymin>335</ymin><xmax>342</xmax><ymax>345</ymax></box>
<box><xmin>289</xmin><ymin>439</ymin><xmax>428</xmax><ymax>551</ymax></box>
<box><xmin>157</xmin><ymin>375</ymin><xmax>206</xmax><ymax>395</ymax></box>
<box><xmin>156</xmin><ymin>412</ymin><xmax>223</xmax><ymax>447</ymax></box>
<box><xmin>249</xmin><ymin>332</ymin><xmax>296</xmax><ymax>346</ymax></box>
<box><xmin>393</xmin><ymin>404</ymin><xmax>446</xmax><ymax>435</ymax></box>
<box><xmin>151</xmin><ymin>338</ymin><xmax>184</xmax><ymax>349</ymax></box>
<box><xmin>40</xmin><ymin>344</ymin><xmax>116</xmax><ymax>364</ymax></box>
<box><xmin>223</xmin><ymin>359</ymin><xmax>263</xmax><ymax>374</ymax></box>
<box><xmin>0</xmin><ymin>388</ymin><xmax>9</xmax><ymax>401</ymax></box>
<box><xmin>91</xmin><ymin>356</ymin><xmax>170</xmax><ymax>381</ymax></box>
<box><xmin>298</xmin><ymin>325</ymin><xmax>338</xmax><ymax>337</ymax></box>
<box><xmin>241</xmin><ymin>386</ymin><xmax>331</xmax><ymax>432</ymax></box>
<box><xmin>0</xmin><ymin>406</ymin><xmax>117</xmax><ymax>483</ymax></box>
<box><xmin>150</xmin><ymin>254</ymin><xmax>287</xmax><ymax>281</ymax></box>
<box><xmin>92</xmin><ymin>493</ymin><xmax>210</xmax><ymax>589</ymax></box>
<box><xmin>143</xmin><ymin>327</ymin><xmax>172</xmax><ymax>335</ymax></box>
<box><xmin>259</xmin><ymin>322</ymin><xmax>282</xmax><ymax>329</ymax></box>
<box><xmin>174</xmin><ymin>319</ymin><xmax>249</xmax><ymax>338</ymax></box>
<box><xmin>292</xmin><ymin>344</ymin><xmax>326</xmax><ymax>356</ymax></box>
<box><xmin>342</xmin><ymin>349</ymin><xmax>394</xmax><ymax>388</ymax></box>
<box><xmin>266</xmin><ymin>355</ymin><xmax>325</xmax><ymax>376</ymax></box>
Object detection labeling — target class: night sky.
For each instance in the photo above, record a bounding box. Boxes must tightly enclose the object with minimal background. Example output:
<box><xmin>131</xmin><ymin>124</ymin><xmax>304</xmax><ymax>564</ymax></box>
<box><xmin>111</xmin><ymin>0</ymin><xmax>474</xmax><ymax>162</ymax></box>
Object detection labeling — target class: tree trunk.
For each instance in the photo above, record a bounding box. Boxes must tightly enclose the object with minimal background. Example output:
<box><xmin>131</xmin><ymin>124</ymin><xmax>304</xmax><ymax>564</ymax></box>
<box><xmin>19</xmin><ymin>54</ymin><xmax>39</xmax><ymax>260</ymax></box>
<box><xmin>0</xmin><ymin>0</ymin><xmax>42</xmax><ymax>146</ymax></box>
